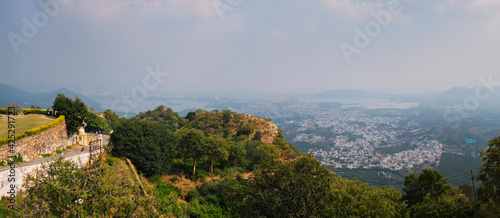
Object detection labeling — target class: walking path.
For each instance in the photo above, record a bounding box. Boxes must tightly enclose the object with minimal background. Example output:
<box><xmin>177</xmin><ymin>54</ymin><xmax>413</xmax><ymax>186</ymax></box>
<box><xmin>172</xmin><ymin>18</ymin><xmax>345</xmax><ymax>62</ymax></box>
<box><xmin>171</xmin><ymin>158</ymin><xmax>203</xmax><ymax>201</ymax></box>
<box><xmin>1</xmin><ymin>134</ymin><xmax>109</xmax><ymax>196</ymax></box>
<box><xmin>0</xmin><ymin>134</ymin><xmax>109</xmax><ymax>172</ymax></box>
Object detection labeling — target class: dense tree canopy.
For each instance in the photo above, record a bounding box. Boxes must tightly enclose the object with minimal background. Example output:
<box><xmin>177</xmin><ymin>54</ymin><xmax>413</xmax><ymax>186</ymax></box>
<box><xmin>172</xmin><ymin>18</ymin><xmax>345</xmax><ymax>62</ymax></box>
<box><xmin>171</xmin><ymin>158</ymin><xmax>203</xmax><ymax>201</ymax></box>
<box><xmin>478</xmin><ymin>137</ymin><xmax>500</xmax><ymax>198</ymax></box>
<box><xmin>52</xmin><ymin>93</ymin><xmax>88</xmax><ymax>136</ymax></box>
<box><xmin>403</xmin><ymin>168</ymin><xmax>448</xmax><ymax>206</ymax></box>
<box><xmin>236</xmin><ymin>155</ymin><xmax>338</xmax><ymax>217</ymax></box>
<box><xmin>84</xmin><ymin>112</ymin><xmax>110</xmax><ymax>134</ymax></box>
<box><xmin>110</xmin><ymin>121</ymin><xmax>177</xmax><ymax>176</ymax></box>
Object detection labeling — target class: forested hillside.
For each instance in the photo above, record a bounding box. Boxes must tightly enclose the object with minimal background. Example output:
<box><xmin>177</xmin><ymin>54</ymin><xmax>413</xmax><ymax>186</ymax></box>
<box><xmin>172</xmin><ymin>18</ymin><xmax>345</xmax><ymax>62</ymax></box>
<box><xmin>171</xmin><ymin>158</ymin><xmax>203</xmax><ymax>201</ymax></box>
<box><xmin>3</xmin><ymin>105</ymin><xmax>500</xmax><ymax>217</ymax></box>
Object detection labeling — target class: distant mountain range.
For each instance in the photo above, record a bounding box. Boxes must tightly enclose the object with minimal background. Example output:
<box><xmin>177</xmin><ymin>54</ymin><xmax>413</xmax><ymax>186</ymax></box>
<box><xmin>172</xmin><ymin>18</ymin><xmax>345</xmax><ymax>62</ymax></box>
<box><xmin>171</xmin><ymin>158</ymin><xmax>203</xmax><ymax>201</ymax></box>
<box><xmin>0</xmin><ymin>84</ymin><xmax>102</xmax><ymax>110</ymax></box>
<box><xmin>434</xmin><ymin>86</ymin><xmax>500</xmax><ymax>107</ymax></box>
<box><xmin>315</xmin><ymin>87</ymin><xmax>500</xmax><ymax>107</ymax></box>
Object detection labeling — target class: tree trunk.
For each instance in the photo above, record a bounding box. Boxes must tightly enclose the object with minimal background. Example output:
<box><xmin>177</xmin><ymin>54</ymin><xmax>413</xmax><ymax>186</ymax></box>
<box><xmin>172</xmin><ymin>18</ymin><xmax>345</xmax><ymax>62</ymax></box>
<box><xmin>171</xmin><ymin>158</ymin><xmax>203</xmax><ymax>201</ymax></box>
<box><xmin>192</xmin><ymin>159</ymin><xmax>197</xmax><ymax>176</ymax></box>
<box><xmin>210</xmin><ymin>160</ymin><xmax>214</xmax><ymax>174</ymax></box>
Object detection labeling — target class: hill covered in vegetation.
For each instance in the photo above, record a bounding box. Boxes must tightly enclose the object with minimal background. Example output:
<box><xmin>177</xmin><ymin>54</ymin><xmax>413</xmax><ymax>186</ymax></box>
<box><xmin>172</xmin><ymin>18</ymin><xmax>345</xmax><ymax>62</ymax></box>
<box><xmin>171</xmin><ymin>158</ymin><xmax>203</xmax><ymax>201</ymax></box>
<box><xmin>3</xmin><ymin>103</ymin><xmax>500</xmax><ymax>217</ymax></box>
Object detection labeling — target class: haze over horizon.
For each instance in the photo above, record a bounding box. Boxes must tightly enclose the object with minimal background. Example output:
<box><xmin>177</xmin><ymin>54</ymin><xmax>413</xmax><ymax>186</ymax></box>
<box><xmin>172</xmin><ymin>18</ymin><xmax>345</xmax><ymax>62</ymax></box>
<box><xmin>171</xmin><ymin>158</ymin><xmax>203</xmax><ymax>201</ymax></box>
<box><xmin>1</xmin><ymin>0</ymin><xmax>499</xmax><ymax>95</ymax></box>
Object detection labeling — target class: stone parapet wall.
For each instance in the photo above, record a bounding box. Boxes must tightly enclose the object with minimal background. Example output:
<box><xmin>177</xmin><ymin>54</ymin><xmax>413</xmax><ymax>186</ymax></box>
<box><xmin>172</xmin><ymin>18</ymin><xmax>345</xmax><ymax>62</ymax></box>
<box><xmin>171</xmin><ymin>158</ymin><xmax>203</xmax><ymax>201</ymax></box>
<box><xmin>0</xmin><ymin>153</ymin><xmax>90</xmax><ymax>196</ymax></box>
<box><xmin>0</xmin><ymin>121</ymin><xmax>68</xmax><ymax>162</ymax></box>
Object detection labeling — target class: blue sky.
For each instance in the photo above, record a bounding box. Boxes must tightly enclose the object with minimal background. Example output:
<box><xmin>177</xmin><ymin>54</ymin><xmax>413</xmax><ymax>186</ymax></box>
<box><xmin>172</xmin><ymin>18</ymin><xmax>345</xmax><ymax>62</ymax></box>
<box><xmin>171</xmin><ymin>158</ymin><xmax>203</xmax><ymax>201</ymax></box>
<box><xmin>1</xmin><ymin>0</ymin><xmax>499</xmax><ymax>95</ymax></box>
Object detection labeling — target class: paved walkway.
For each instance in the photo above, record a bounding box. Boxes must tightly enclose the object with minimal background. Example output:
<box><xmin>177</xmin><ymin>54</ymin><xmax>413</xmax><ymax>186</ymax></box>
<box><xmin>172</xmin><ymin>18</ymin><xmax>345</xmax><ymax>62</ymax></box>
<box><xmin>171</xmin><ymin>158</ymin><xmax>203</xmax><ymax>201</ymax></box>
<box><xmin>0</xmin><ymin>134</ymin><xmax>109</xmax><ymax>172</ymax></box>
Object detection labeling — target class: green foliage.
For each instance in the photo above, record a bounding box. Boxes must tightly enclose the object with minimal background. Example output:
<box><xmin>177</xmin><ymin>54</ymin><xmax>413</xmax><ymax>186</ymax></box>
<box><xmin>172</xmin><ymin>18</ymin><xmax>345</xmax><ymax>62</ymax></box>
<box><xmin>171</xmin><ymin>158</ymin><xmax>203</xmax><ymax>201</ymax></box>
<box><xmin>150</xmin><ymin>175</ymin><xmax>183</xmax><ymax>197</ymax></box>
<box><xmin>478</xmin><ymin>137</ymin><xmax>500</xmax><ymax>198</ymax></box>
<box><xmin>12</xmin><ymin>158</ymin><xmax>155</xmax><ymax>217</ymax></box>
<box><xmin>103</xmin><ymin>109</ymin><xmax>122</xmax><ymax>130</ymax></box>
<box><xmin>188</xmin><ymin>201</ymin><xmax>226</xmax><ymax>218</ymax></box>
<box><xmin>186</xmin><ymin>111</ymin><xmax>197</xmax><ymax>122</ymax></box>
<box><xmin>222</xmin><ymin>110</ymin><xmax>232</xmax><ymax>125</ymax></box>
<box><xmin>0</xmin><ymin>132</ymin><xmax>27</xmax><ymax>145</ymax></box>
<box><xmin>409</xmin><ymin>186</ymin><xmax>479</xmax><ymax>217</ymax></box>
<box><xmin>333</xmin><ymin>179</ymin><xmax>405</xmax><ymax>217</ymax></box>
<box><xmin>131</xmin><ymin>105</ymin><xmax>186</xmax><ymax>131</ymax></box>
<box><xmin>106</xmin><ymin>157</ymin><xmax>117</xmax><ymax>166</ymax></box>
<box><xmin>187</xmin><ymin>188</ymin><xmax>200</xmax><ymax>202</ymax></box>
<box><xmin>403</xmin><ymin>168</ymin><xmax>448</xmax><ymax>206</ymax></box>
<box><xmin>52</xmin><ymin>93</ymin><xmax>88</xmax><ymax>136</ymax></box>
<box><xmin>40</xmin><ymin>153</ymin><xmax>52</xmax><ymax>158</ymax></box>
<box><xmin>459</xmin><ymin>184</ymin><xmax>475</xmax><ymax>200</ymax></box>
<box><xmin>84</xmin><ymin>112</ymin><xmax>111</xmax><ymax>133</ymax></box>
<box><xmin>204</xmin><ymin>134</ymin><xmax>229</xmax><ymax>173</ymax></box>
<box><xmin>234</xmin><ymin>154</ymin><xmax>339</xmax><ymax>217</ymax></box>
<box><xmin>0</xmin><ymin>196</ymin><xmax>16</xmax><ymax>217</ymax></box>
<box><xmin>236</xmin><ymin>122</ymin><xmax>255</xmax><ymax>137</ymax></box>
<box><xmin>171</xmin><ymin>175</ymin><xmax>179</xmax><ymax>183</ymax></box>
<box><xmin>110</xmin><ymin>120</ymin><xmax>177</xmax><ymax>177</ymax></box>
<box><xmin>176</xmin><ymin>128</ymin><xmax>207</xmax><ymax>176</ymax></box>
<box><xmin>150</xmin><ymin>175</ymin><xmax>185</xmax><ymax>216</ymax></box>
<box><xmin>22</xmin><ymin>108</ymin><xmax>47</xmax><ymax>115</ymax></box>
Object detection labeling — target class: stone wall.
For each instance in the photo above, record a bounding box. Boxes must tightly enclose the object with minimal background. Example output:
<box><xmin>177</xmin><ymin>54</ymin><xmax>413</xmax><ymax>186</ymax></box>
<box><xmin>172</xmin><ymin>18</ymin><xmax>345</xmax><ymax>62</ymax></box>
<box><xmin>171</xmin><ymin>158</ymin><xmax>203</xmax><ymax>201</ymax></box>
<box><xmin>0</xmin><ymin>152</ymin><xmax>91</xmax><ymax>196</ymax></box>
<box><xmin>0</xmin><ymin>121</ymin><xmax>68</xmax><ymax>162</ymax></box>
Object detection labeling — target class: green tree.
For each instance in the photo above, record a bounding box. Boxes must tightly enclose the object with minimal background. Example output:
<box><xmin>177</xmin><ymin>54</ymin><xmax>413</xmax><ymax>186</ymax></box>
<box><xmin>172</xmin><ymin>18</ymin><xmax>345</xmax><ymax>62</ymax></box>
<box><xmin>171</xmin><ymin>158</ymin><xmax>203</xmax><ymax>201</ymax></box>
<box><xmin>236</xmin><ymin>154</ymin><xmax>338</xmax><ymax>217</ymax></box>
<box><xmin>409</xmin><ymin>186</ymin><xmax>478</xmax><ymax>217</ymax></box>
<box><xmin>403</xmin><ymin>168</ymin><xmax>448</xmax><ymax>206</ymax></box>
<box><xmin>222</xmin><ymin>110</ymin><xmax>232</xmax><ymax>125</ymax></box>
<box><xmin>477</xmin><ymin>137</ymin><xmax>500</xmax><ymax>198</ymax></box>
<box><xmin>52</xmin><ymin>93</ymin><xmax>88</xmax><ymax>136</ymax></box>
<box><xmin>204</xmin><ymin>134</ymin><xmax>229</xmax><ymax>173</ymax></box>
<box><xmin>176</xmin><ymin>128</ymin><xmax>207</xmax><ymax>176</ymax></box>
<box><xmin>459</xmin><ymin>184</ymin><xmax>475</xmax><ymax>201</ymax></box>
<box><xmin>103</xmin><ymin>109</ymin><xmax>121</xmax><ymax>130</ymax></box>
<box><xmin>186</xmin><ymin>111</ymin><xmax>196</xmax><ymax>122</ymax></box>
<box><xmin>84</xmin><ymin>112</ymin><xmax>110</xmax><ymax>133</ymax></box>
<box><xmin>111</xmin><ymin>121</ymin><xmax>177</xmax><ymax>176</ymax></box>
<box><xmin>333</xmin><ymin>179</ymin><xmax>404</xmax><ymax>217</ymax></box>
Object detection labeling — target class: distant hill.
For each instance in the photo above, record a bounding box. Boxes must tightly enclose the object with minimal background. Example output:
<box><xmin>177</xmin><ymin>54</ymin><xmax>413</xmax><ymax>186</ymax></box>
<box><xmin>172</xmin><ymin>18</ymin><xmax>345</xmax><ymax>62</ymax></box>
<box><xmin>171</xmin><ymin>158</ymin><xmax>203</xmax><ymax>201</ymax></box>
<box><xmin>131</xmin><ymin>105</ymin><xmax>280</xmax><ymax>145</ymax></box>
<box><xmin>0</xmin><ymin>84</ymin><xmax>102</xmax><ymax>110</ymax></box>
<box><xmin>435</xmin><ymin>86</ymin><xmax>500</xmax><ymax>107</ymax></box>
<box><xmin>315</xmin><ymin>89</ymin><xmax>387</xmax><ymax>98</ymax></box>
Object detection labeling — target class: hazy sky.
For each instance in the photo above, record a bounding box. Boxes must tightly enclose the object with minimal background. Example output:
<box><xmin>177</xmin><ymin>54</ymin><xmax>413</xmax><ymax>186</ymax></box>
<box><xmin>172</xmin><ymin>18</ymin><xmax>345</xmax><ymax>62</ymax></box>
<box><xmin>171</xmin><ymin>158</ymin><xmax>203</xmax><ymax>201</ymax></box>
<box><xmin>1</xmin><ymin>0</ymin><xmax>499</xmax><ymax>95</ymax></box>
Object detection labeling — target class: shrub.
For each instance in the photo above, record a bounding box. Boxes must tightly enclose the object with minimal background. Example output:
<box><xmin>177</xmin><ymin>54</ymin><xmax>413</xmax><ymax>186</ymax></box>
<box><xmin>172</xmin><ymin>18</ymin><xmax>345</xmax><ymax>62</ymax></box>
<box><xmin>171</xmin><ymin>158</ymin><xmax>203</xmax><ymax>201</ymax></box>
<box><xmin>22</xmin><ymin>109</ymin><xmax>48</xmax><ymax>115</ymax></box>
<box><xmin>187</xmin><ymin>188</ymin><xmax>200</xmax><ymax>202</ymax></box>
<box><xmin>171</xmin><ymin>175</ymin><xmax>179</xmax><ymax>183</ymax></box>
<box><xmin>106</xmin><ymin>158</ymin><xmax>116</xmax><ymax>166</ymax></box>
<box><xmin>0</xmin><ymin>108</ymin><xmax>18</xmax><ymax>115</ymax></box>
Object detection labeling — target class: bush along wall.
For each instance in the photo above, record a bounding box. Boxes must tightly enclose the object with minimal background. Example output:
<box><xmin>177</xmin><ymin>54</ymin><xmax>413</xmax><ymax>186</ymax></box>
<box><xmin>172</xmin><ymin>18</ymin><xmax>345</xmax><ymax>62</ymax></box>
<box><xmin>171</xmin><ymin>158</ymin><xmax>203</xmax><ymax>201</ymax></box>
<box><xmin>22</xmin><ymin>109</ymin><xmax>48</xmax><ymax>115</ymax></box>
